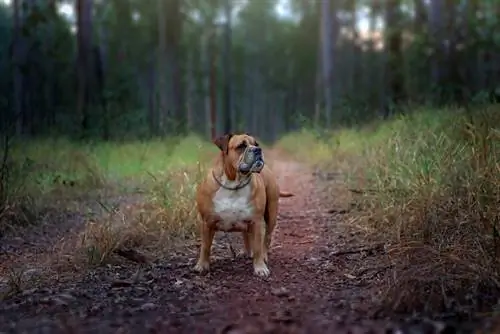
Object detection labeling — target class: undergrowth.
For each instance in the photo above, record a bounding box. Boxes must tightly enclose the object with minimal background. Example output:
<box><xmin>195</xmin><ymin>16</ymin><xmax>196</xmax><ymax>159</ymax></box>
<box><xmin>78</xmin><ymin>162</ymin><xmax>207</xmax><ymax>266</ymax></box>
<box><xmin>1</xmin><ymin>134</ymin><xmax>216</xmax><ymax>266</ymax></box>
<box><xmin>278</xmin><ymin>105</ymin><xmax>500</xmax><ymax>316</ymax></box>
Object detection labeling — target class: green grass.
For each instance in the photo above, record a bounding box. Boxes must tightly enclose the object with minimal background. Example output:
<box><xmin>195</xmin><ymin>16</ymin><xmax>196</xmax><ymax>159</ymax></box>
<box><xmin>278</xmin><ymin>105</ymin><xmax>500</xmax><ymax>314</ymax></box>
<box><xmin>1</xmin><ymin>134</ymin><xmax>217</xmax><ymax>264</ymax></box>
<box><xmin>10</xmin><ymin>134</ymin><xmax>216</xmax><ymax>191</ymax></box>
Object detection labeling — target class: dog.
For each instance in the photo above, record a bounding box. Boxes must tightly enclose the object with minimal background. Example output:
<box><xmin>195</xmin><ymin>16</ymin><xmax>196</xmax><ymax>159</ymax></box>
<box><xmin>193</xmin><ymin>133</ymin><xmax>293</xmax><ymax>277</ymax></box>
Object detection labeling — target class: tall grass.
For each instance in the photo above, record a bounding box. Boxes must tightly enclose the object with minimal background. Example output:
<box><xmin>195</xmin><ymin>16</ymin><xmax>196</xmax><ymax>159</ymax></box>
<box><xmin>278</xmin><ymin>105</ymin><xmax>500</xmax><ymax>314</ymax></box>
<box><xmin>79</xmin><ymin>161</ymin><xmax>207</xmax><ymax>266</ymax></box>
<box><xmin>1</xmin><ymin>134</ymin><xmax>217</xmax><ymax>265</ymax></box>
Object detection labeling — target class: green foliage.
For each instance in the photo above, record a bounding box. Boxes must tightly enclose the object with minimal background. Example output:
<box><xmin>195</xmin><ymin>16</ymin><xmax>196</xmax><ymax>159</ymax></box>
<box><xmin>1</xmin><ymin>0</ymin><xmax>500</xmax><ymax>138</ymax></box>
<box><xmin>10</xmin><ymin>134</ymin><xmax>214</xmax><ymax>188</ymax></box>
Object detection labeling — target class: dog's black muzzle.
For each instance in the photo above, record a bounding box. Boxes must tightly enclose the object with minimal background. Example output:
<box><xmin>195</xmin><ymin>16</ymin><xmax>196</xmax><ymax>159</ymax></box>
<box><xmin>238</xmin><ymin>146</ymin><xmax>264</xmax><ymax>174</ymax></box>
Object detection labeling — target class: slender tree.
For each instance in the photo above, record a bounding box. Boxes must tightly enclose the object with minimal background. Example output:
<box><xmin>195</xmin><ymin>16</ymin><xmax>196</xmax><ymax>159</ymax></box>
<box><xmin>222</xmin><ymin>0</ymin><xmax>232</xmax><ymax>133</ymax></box>
<box><xmin>12</xmin><ymin>0</ymin><xmax>24</xmax><ymax>135</ymax></box>
<box><xmin>385</xmin><ymin>0</ymin><xmax>405</xmax><ymax>106</ymax></box>
<box><xmin>320</xmin><ymin>0</ymin><xmax>333</xmax><ymax>127</ymax></box>
<box><xmin>76</xmin><ymin>0</ymin><xmax>94</xmax><ymax>137</ymax></box>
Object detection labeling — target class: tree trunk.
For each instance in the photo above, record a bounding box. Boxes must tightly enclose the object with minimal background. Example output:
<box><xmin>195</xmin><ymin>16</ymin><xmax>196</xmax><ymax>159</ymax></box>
<box><xmin>320</xmin><ymin>0</ymin><xmax>333</xmax><ymax>127</ymax></box>
<box><xmin>157</xmin><ymin>0</ymin><xmax>167</xmax><ymax>135</ymax></box>
<box><xmin>209</xmin><ymin>28</ymin><xmax>217</xmax><ymax>139</ymax></box>
<box><xmin>186</xmin><ymin>49</ymin><xmax>195</xmax><ymax>133</ymax></box>
<box><xmin>96</xmin><ymin>6</ymin><xmax>109</xmax><ymax>140</ymax></box>
<box><xmin>165</xmin><ymin>0</ymin><xmax>183</xmax><ymax>133</ymax></box>
<box><xmin>222</xmin><ymin>0</ymin><xmax>233</xmax><ymax>134</ymax></box>
<box><xmin>413</xmin><ymin>0</ymin><xmax>427</xmax><ymax>34</ymax></box>
<box><xmin>243</xmin><ymin>49</ymin><xmax>254</xmax><ymax>135</ymax></box>
<box><xmin>12</xmin><ymin>0</ymin><xmax>24</xmax><ymax>135</ymax></box>
<box><xmin>202</xmin><ymin>31</ymin><xmax>211</xmax><ymax>138</ymax></box>
<box><xmin>314</xmin><ymin>1</ymin><xmax>322</xmax><ymax>128</ymax></box>
<box><xmin>385</xmin><ymin>0</ymin><xmax>405</xmax><ymax>106</ymax></box>
<box><xmin>429</xmin><ymin>0</ymin><xmax>444</xmax><ymax>102</ymax></box>
<box><xmin>364</xmin><ymin>4</ymin><xmax>378</xmax><ymax>110</ymax></box>
<box><xmin>345</xmin><ymin>0</ymin><xmax>359</xmax><ymax>96</ymax></box>
<box><xmin>465</xmin><ymin>0</ymin><xmax>479</xmax><ymax>97</ymax></box>
<box><xmin>76</xmin><ymin>0</ymin><xmax>93</xmax><ymax>137</ymax></box>
<box><xmin>147</xmin><ymin>60</ymin><xmax>158</xmax><ymax>136</ymax></box>
<box><xmin>444</xmin><ymin>0</ymin><xmax>462</xmax><ymax>102</ymax></box>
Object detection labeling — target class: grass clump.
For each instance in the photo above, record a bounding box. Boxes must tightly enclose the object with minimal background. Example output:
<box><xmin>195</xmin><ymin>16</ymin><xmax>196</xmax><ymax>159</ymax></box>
<box><xmin>75</xmin><ymin>135</ymin><xmax>215</xmax><ymax>266</ymax></box>
<box><xmin>78</xmin><ymin>163</ymin><xmax>207</xmax><ymax>266</ymax></box>
<box><xmin>2</xmin><ymin>134</ymin><xmax>215</xmax><ymax>267</ymax></box>
<box><xmin>280</xmin><ymin>105</ymin><xmax>500</xmax><ymax>315</ymax></box>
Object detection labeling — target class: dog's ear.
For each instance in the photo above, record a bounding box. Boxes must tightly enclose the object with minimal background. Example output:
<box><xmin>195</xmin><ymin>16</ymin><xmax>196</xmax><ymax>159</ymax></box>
<box><xmin>213</xmin><ymin>133</ymin><xmax>233</xmax><ymax>153</ymax></box>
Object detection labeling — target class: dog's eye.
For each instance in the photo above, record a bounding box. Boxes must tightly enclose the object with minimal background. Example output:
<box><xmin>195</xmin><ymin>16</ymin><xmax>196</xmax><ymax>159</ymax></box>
<box><xmin>254</xmin><ymin>141</ymin><xmax>259</xmax><ymax>147</ymax></box>
<box><xmin>237</xmin><ymin>143</ymin><xmax>247</xmax><ymax>150</ymax></box>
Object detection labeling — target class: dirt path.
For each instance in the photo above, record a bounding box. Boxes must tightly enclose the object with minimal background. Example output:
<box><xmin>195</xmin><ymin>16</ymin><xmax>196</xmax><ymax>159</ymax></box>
<box><xmin>0</xmin><ymin>155</ymin><xmax>485</xmax><ymax>333</ymax></box>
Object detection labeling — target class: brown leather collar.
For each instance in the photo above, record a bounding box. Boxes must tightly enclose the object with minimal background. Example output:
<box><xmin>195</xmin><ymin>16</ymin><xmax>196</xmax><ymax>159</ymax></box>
<box><xmin>212</xmin><ymin>170</ymin><xmax>252</xmax><ymax>191</ymax></box>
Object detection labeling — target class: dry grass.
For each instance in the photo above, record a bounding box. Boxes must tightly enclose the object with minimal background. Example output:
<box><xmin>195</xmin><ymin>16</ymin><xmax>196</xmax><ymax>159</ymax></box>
<box><xmin>1</xmin><ymin>135</ymin><xmax>215</xmax><ymax>272</ymax></box>
<box><xmin>278</xmin><ymin>105</ymin><xmax>500</xmax><ymax>315</ymax></box>
<box><xmin>75</xmin><ymin>163</ymin><xmax>207</xmax><ymax>266</ymax></box>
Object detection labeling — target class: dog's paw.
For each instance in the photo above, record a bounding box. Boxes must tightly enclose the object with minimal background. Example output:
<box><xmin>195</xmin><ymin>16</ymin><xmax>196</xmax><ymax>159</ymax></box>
<box><xmin>193</xmin><ymin>260</ymin><xmax>210</xmax><ymax>273</ymax></box>
<box><xmin>253</xmin><ymin>262</ymin><xmax>270</xmax><ymax>277</ymax></box>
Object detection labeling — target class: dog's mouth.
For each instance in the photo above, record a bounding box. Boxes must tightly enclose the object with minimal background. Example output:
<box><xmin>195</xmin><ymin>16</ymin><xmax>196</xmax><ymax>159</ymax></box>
<box><xmin>238</xmin><ymin>147</ymin><xmax>264</xmax><ymax>174</ymax></box>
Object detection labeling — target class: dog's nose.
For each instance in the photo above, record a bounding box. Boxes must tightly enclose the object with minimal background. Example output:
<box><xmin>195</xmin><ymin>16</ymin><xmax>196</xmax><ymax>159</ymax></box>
<box><xmin>253</xmin><ymin>147</ymin><xmax>262</xmax><ymax>155</ymax></box>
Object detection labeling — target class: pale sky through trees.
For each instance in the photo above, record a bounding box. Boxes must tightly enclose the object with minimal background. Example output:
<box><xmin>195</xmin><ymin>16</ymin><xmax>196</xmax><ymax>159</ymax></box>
<box><xmin>0</xmin><ymin>0</ymin><xmax>374</xmax><ymax>34</ymax></box>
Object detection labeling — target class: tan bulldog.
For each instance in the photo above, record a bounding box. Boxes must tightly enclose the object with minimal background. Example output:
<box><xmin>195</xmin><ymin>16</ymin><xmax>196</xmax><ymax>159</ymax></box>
<box><xmin>193</xmin><ymin>133</ymin><xmax>293</xmax><ymax>277</ymax></box>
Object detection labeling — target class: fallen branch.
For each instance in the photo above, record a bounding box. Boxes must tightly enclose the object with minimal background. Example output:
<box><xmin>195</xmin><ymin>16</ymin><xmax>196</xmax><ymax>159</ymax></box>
<box><xmin>296</xmin><ymin>240</ymin><xmax>314</xmax><ymax>244</ymax></box>
<box><xmin>114</xmin><ymin>248</ymin><xmax>149</xmax><ymax>263</ymax></box>
<box><xmin>348</xmin><ymin>188</ymin><xmax>366</xmax><ymax>194</ymax></box>
<box><xmin>329</xmin><ymin>243</ymin><xmax>385</xmax><ymax>257</ymax></box>
<box><xmin>348</xmin><ymin>187</ymin><xmax>405</xmax><ymax>195</ymax></box>
<box><xmin>327</xmin><ymin>208</ymin><xmax>349</xmax><ymax>214</ymax></box>
<box><xmin>355</xmin><ymin>264</ymin><xmax>393</xmax><ymax>277</ymax></box>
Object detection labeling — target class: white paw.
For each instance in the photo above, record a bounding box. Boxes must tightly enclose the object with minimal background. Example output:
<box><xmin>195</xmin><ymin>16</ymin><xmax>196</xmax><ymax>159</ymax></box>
<box><xmin>253</xmin><ymin>262</ymin><xmax>270</xmax><ymax>277</ymax></box>
<box><xmin>193</xmin><ymin>260</ymin><xmax>210</xmax><ymax>273</ymax></box>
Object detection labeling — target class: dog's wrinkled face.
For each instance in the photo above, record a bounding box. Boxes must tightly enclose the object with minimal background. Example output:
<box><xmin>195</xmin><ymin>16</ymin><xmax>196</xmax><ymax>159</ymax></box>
<box><xmin>213</xmin><ymin>133</ymin><xmax>264</xmax><ymax>174</ymax></box>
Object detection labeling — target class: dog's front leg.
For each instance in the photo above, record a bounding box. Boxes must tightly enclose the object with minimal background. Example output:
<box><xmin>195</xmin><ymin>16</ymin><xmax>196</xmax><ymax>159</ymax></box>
<box><xmin>239</xmin><ymin>228</ymin><xmax>253</xmax><ymax>258</ymax></box>
<box><xmin>250</xmin><ymin>219</ymin><xmax>270</xmax><ymax>277</ymax></box>
<box><xmin>194</xmin><ymin>221</ymin><xmax>215</xmax><ymax>273</ymax></box>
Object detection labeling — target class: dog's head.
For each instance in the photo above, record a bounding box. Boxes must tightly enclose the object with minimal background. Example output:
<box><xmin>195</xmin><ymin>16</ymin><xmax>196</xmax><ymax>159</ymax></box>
<box><xmin>213</xmin><ymin>133</ymin><xmax>264</xmax><ymax>175</ymax></box>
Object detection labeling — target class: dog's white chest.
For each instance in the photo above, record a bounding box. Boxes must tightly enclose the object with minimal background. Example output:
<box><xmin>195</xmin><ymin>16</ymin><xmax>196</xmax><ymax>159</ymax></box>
<box><xmin>213</xmin><ymin>182</ymin><xmax>253</xmax><ymax>231</ymax></box>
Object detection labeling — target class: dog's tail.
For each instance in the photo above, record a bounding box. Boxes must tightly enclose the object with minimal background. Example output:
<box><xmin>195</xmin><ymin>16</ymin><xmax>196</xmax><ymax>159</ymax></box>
<box><xmin>279</xmin><ymin>191</ymin><xmax>294</xmax><ymax>198</ymax></box>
